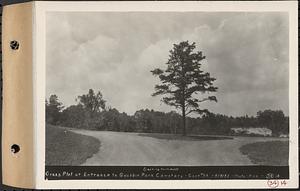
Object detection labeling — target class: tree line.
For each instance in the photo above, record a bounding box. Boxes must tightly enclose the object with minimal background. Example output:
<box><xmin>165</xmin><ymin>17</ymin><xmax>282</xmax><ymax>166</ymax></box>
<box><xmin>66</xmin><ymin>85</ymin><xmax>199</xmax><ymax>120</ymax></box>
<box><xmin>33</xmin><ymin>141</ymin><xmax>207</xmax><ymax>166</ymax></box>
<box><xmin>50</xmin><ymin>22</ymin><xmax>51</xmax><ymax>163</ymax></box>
<box><xmin>46</xmin><ymin>89</ymin><xmax>288</xmax><ymax>136</ymax></box>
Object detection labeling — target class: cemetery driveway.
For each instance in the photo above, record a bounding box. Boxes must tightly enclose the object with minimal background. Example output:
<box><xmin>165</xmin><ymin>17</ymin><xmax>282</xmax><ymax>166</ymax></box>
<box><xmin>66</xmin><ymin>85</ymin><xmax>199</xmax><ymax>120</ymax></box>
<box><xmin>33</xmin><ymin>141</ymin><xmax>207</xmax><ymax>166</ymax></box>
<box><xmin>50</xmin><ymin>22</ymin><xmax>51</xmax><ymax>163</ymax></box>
<box><xmin>70</xmin><ymin>129</ymin><xmax>286</xmax><ymax>166</ymax></box>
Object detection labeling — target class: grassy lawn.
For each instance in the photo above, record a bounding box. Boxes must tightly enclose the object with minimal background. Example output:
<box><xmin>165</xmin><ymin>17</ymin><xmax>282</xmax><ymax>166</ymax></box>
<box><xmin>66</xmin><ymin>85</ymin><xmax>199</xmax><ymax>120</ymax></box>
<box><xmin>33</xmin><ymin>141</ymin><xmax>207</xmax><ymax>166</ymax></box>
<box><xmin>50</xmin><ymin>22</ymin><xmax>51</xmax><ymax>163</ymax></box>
<box><xmin>46</xmin><ymin>125</ymin><xmax>101</xmax><ymax>165</ymax></box>
<box><xmin>239</xmin><ymin>141</ymin><xmax>289</xmax><ymax>166</ymax></box>
<box><xmin>139</xmin><ymin>133</ymin><xmax>233</xmax><ymax>141</ymax></box>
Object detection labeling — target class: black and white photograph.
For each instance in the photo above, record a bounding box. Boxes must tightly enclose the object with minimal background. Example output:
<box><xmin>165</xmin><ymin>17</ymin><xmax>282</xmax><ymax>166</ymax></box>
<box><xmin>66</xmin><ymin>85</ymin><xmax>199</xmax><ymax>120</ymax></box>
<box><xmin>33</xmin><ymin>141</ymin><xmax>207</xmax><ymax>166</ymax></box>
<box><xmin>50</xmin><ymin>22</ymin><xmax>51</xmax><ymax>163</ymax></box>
<box><xmin>44</xmin><ymin>10</ymin><xmax>291</xmax><ymax>180</ymax></box>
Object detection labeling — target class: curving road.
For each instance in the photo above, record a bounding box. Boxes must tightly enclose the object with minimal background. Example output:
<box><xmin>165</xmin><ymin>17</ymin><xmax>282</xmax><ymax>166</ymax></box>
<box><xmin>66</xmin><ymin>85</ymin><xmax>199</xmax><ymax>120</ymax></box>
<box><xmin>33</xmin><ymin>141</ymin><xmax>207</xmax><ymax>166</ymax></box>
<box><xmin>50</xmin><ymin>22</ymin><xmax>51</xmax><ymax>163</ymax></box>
<box><xmin>69</xmin><ymin>129</ymin><xmax>286</xmax><ymax>166</ymax></box>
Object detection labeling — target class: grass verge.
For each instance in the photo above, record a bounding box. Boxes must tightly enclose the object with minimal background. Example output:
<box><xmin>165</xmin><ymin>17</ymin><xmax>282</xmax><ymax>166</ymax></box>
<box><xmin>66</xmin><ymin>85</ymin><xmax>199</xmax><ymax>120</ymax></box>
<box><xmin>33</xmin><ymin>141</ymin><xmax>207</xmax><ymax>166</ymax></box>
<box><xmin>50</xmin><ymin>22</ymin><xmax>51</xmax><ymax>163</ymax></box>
<box><xmin>46</xmin><ymin>125</ymin><xmax>100</xmax><ymax>165</ymax></box>
<box><xmin>139</xmin><ymin>133</ymin><xmax>233</xmax><ymax>141</ymax></box>
<box><xmin>239</xmin><ymin>141</ymin><xmax>289</xmax><ymax>166</ymax></box>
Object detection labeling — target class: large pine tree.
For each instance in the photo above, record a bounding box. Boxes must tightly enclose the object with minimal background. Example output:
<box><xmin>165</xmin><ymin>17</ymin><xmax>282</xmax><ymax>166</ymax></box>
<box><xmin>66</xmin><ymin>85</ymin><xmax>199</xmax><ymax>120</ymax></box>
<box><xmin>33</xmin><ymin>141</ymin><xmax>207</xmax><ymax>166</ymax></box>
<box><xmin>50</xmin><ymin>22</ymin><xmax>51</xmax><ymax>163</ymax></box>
<box><xmin>151</xmin><ymin>41</ymin><xmax>218</xmax><ymax>135</ymax></box>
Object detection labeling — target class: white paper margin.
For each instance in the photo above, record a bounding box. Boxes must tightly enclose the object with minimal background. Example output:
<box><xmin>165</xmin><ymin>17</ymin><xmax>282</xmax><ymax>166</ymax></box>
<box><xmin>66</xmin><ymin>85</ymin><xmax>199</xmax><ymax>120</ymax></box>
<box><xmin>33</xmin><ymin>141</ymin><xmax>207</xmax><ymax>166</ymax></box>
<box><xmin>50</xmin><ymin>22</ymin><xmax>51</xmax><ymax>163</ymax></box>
<box><xmin>33</xmin><ymin>1</ymin><xmax>298</xmax><ymax>189</ymax></box>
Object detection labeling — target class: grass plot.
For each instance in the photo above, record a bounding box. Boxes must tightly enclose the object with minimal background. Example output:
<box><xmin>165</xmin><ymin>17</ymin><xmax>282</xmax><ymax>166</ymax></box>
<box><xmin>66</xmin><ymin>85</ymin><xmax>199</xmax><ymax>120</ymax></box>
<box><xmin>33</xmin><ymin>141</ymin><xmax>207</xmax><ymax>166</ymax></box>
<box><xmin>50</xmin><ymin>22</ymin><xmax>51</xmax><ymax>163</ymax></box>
<box><xmin>239</xmin><ymin>141</ymin><xmax>289</xmax><ymax>166</ymax></box>
<box><xmin>46</xmin><ymin>125</ymin><xmax>101</xmax><ymax>165</ymax></box>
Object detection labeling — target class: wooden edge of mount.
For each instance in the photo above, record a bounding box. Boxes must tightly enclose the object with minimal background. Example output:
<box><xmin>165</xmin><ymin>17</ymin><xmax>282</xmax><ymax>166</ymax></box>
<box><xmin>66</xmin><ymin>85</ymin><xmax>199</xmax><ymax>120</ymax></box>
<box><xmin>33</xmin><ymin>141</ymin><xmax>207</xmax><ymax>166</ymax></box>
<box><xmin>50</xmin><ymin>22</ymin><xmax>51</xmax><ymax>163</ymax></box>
<box><xmin>2</xmin><ymin>2</ymin><xmax>34</xmax><ymax>189</ymax></box>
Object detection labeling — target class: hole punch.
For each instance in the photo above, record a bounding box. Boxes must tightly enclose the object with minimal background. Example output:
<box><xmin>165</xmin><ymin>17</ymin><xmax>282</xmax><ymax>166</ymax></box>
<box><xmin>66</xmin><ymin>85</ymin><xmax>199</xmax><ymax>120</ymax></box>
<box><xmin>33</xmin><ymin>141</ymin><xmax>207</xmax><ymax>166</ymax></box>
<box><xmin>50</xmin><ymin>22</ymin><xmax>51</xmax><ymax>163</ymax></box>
<box><xmin>11</xmin><ymin>144</ymin><xmax>20</xmax><ymax>154</ymax></box>
<box><xmin>10</xmin><ymin>40</ymin><xmax>19</xmax><ymax>50</ymax></box>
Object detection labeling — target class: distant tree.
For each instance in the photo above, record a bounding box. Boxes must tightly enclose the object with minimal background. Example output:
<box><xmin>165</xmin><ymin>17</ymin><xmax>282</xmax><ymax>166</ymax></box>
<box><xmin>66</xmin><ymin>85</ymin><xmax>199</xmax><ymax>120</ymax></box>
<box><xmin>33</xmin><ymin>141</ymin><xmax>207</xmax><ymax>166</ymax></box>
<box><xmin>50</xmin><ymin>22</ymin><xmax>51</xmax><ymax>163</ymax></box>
<box><xmin>46</xmin><ymin>95</ymin><xmax>64</xmax><ymax>125</ymax></box>
<box><xmin>134</xmin><ymin>109</ymin><xmax>153</xmax><ymax>133</ymax></box>
<box><xmin>257</xmin><ymin>110</ymin><xmax>286</xmax><ymax>136</ymax></box>
<box><xmin>166</xmin><ymin>111</ymin><xmax>181</xmax><ymax>134</ymax></box>
<box><xmin>282</xmin><ymin>117</ymin><xmax>289</xmax><ymax>135</ymax></box>
<box><xmin>118</xmin><ymin>112</ymin><xmax>136</xmax><ymax>132</ymax></box>
<box><xmin>60</xmin><ymin>105</ymin><xmax>86</xmax><ymax>128</ymax></box>
<box><xmin>151</xmin><ymin>41</ymin><xmax>217</xmax><ymax>135</ymax></box>
<box><xmin>77</xmin><ymin>89</ymin><xmax>106</xmax><ymax>114</ymax></box>
<box><xmin>103</xmin><ymin>108</ymin><xmax>121</xmax><ymax>131</ymax></box>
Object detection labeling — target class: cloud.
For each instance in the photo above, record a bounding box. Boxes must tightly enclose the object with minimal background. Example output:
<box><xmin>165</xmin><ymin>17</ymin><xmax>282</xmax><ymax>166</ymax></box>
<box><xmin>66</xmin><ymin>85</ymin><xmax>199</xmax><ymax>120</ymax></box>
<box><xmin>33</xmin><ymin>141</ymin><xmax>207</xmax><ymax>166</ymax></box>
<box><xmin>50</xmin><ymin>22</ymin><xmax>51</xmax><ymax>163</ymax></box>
<box><xmin>46</xmin><ymin>12</ymin><xmax>289</xmax><ymax>116</ymax></box>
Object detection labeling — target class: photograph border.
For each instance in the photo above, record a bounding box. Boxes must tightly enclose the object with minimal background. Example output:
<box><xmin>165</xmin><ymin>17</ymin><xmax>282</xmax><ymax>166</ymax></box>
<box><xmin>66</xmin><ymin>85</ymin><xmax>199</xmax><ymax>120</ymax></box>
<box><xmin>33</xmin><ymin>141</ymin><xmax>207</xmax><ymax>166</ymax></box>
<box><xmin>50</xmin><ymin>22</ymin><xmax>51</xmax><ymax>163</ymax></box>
<box><xmin>34</xmin><ymin>1</ymin><xmax>298</xmax><ymax>189</ymax></box>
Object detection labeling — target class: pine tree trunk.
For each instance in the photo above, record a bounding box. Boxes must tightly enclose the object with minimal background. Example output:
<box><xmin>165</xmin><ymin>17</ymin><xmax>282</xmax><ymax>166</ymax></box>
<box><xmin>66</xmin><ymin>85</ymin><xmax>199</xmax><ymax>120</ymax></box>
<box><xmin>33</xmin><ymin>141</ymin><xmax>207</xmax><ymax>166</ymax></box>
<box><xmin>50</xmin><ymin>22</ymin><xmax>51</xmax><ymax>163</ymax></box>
<box><xmin>182</xmin><ymin>106</ymin><xmax>186</xmax><ymax>136</ymax></box>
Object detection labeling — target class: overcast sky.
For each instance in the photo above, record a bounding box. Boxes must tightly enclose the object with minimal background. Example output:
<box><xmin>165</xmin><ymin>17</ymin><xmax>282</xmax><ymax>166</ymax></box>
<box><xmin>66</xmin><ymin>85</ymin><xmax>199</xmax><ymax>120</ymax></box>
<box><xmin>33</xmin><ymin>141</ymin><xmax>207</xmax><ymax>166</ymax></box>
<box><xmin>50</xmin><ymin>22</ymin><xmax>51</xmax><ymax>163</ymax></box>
<box><xmin>46</xmin><ymin>12</ymin><xmax>289</xmax><ymax>117</ymax></box>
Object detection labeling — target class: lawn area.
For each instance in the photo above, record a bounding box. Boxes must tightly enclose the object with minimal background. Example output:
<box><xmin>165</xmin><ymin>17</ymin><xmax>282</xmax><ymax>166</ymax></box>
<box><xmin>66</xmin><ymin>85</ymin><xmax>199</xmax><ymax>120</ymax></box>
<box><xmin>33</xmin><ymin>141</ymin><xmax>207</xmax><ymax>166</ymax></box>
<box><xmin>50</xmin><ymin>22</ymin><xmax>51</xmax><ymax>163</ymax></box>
<box><xmin>46</xmin><ymin>125</ymin><xmax>101</xmax><ymax>165</ymax></box>
<box><xmin>239</xmin><ymin>141</ymin><xmax>289</xmax><ymax>166</ymax></box>
<box><xmin>139</xmin><ymin>133</ymin><xmax>233</xmax><ymax>141</ymax></box>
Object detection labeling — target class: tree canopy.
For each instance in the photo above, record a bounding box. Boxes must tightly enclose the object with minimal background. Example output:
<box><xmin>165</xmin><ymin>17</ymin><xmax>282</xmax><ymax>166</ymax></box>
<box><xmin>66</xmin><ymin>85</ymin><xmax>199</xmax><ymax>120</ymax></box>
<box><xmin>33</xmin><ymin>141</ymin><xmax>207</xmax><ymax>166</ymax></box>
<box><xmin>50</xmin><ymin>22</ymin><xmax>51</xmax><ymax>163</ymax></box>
<box><xmin>77</xmin><ymin>89</ymin><xmax>106</xmax><ymax>114</ymax></box>
<box><xmin>46</xmin><ymin>94</ymin><xmax>64</xmax><ymax>125</ymax></box>
<box><xmin>151</xmin><ymin>41</ymin><xmax>218</xmax><ymax>135</ymax></box>
<box><xmin>257</xmin><ymin>110</ymin><xmax>287</xmax><ymax>136</ymax></box>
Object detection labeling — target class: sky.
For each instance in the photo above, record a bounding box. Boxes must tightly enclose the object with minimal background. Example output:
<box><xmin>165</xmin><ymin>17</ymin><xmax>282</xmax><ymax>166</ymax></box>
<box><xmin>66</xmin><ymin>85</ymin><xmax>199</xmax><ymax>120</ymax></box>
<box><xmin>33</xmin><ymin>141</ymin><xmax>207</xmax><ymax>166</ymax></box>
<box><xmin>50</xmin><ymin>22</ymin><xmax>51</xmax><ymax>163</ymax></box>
<box><xmin>46</xmin><ymin>12</ymin><xmax>289</xmax><ymax>117</ymax></box>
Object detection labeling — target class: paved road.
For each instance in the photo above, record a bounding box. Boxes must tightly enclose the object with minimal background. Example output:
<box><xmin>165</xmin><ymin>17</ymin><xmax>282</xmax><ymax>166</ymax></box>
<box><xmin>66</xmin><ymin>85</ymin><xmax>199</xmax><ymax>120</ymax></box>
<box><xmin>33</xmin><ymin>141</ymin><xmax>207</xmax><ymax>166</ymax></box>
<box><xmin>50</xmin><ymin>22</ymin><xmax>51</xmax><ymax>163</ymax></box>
<box><xmin>70</xmin><ymin>129</ymin><xmax>287</xmax><ymax>166</ymax></box>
